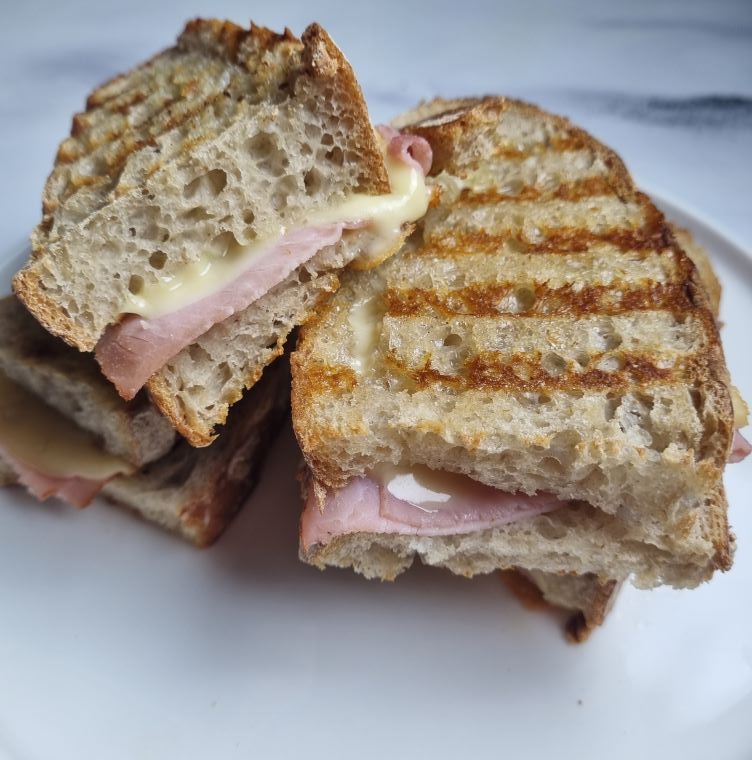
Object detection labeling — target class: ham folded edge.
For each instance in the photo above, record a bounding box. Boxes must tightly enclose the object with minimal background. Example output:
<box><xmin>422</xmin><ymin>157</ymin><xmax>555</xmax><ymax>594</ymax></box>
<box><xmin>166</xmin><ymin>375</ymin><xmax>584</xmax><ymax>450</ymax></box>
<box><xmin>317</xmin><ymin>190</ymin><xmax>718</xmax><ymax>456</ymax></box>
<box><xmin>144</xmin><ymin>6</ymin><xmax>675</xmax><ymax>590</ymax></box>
<box><xmin>0</xmin><ymin>446</ymin><xmax>108</xmax><ymax>508</ymax></box>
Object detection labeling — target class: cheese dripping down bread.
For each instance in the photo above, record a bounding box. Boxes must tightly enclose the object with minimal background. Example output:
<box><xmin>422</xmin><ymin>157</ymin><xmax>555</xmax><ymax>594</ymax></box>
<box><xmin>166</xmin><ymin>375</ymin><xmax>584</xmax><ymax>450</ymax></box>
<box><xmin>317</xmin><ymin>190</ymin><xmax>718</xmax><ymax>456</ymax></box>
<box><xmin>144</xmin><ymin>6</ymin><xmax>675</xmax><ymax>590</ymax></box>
<box><xmin>292</xmin><ymin>97</ymin><xmax>749</xmax><ymax>589</ymax></box>
<box><xmin>13</xmin><ymin>19</ymin><xmax>431</xmax><ymax>446</ymax></box>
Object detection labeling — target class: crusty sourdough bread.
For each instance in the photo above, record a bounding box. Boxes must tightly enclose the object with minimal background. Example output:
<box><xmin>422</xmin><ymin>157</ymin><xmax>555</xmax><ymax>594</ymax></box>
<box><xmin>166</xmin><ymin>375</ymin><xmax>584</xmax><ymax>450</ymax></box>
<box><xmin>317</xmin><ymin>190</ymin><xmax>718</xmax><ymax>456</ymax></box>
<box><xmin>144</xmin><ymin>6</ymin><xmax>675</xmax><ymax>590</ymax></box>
<box><xmin>292</xmin><ymin>97</ymin><xmax>735</xmax><ymax>588</ymax></box>
<box><xmin>14</xmin><ymin>19</ymin><xmax>399</xmax><ymax>446</ymax></box>
<box><xmin>1</xmin><ymin>356</ymin><xmax>289</xmax><ymax>546</ymax></box>
<box><xmin>0</xmin><ymin>296</ymin><xmax>174</xmax><ymax>467</ymax></box>
<box><xmin>102</xmin><ymin>358</ymin><xmax>289</xmax><ymax>545</ymax></box>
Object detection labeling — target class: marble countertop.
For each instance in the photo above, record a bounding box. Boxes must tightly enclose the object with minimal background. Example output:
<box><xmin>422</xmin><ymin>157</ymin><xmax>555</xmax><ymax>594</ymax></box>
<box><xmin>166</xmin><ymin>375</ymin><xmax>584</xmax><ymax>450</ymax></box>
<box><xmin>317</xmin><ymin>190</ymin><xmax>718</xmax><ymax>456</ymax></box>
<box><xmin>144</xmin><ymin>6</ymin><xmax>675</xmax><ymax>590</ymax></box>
<box><xmin>2</xmin><ymin>0</ymin><xmax>751</xmax><ymax>252</ymax></box>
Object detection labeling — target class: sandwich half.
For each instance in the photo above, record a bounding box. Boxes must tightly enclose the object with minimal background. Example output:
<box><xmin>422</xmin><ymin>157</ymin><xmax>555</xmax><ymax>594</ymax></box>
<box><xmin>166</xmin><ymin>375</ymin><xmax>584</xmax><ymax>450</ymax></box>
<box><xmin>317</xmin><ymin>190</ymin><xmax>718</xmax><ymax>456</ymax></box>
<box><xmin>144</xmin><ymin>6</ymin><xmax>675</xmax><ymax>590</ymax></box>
<box><xmin>0</xmin><ymin>296</ymin><xmax>288</xmax><ymax>545</ymax></box>
<box><xmin>13</xmin><ymin>19</ymin><xmax>431</xmax><ymax>446</ymax></box>
<box><xmin>292</xmin><ymin>97</ymin><xmax>750</xmax><ymax>590</ymax></box>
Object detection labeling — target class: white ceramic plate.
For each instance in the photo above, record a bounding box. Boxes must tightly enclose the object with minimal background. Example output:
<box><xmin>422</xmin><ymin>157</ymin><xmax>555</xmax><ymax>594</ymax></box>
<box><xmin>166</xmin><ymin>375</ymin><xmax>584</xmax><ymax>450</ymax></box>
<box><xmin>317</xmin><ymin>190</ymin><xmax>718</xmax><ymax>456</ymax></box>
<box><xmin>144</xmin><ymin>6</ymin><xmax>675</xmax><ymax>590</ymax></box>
<box><xmin>0</xmin><ymin>198</ymin><xmax>750</xmax><ymax>760</ymax></box>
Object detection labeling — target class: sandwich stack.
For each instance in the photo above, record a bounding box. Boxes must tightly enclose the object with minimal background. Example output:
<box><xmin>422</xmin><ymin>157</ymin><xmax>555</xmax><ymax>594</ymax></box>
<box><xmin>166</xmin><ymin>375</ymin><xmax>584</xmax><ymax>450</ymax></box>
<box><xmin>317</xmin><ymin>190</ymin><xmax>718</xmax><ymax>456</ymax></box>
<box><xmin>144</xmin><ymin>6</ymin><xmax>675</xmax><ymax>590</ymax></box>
<box><xmin>1</xmin><ymin>22</ymin><xmax>749</xmax><ymax>640</ymax></box>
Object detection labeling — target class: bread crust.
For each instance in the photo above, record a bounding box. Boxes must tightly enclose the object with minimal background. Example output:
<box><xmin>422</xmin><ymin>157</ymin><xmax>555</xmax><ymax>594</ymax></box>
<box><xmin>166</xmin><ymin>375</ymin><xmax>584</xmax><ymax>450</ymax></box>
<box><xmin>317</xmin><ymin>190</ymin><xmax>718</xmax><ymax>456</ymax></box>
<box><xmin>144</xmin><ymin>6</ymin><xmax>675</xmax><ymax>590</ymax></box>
<box><xmin>500</xmin><ymin>569</ymin><xmax>620</xmax><ymax>642</ymax></box>
<box><xmin>563</xmin><ymin>579</ymin><xmax>620</xmax><ymax>643</ymax></box>
<box><xmin>104</xmin><ymin>358</ymin><xmax>289</xmax><ymax>545</ymax></box>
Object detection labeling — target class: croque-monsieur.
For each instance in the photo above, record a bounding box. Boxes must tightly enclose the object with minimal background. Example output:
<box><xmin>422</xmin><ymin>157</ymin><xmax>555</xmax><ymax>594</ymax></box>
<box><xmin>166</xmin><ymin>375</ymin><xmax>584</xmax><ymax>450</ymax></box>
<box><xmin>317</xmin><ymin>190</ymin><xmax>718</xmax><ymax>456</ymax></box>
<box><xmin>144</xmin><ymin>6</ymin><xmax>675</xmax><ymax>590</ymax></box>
<box><xmin>0</xmin><ymin>296</ymin><xmax>287</xmax><ymax>546</ymax></box>
<box><xmin>292</xmin><ymin>97</ymin><xmax>750</xmax><ymax>589</ymax></box>
<box><xmin>13</xmin><ymin>19</ymin><xmax>431</xmax><ymax>446</ymax></box>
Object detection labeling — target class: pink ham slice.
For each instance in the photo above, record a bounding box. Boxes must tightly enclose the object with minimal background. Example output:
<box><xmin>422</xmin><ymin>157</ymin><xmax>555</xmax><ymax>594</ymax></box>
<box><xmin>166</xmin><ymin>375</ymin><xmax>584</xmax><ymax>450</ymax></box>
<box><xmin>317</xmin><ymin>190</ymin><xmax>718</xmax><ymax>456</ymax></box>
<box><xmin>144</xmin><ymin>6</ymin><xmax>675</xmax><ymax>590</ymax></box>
<box><xmin>96</xmin><ymin>127</ymin><xmax>433</xmax><ymax>400</ymax></box>
<box><xmin>380</xmin><ymin>475</ymin><xmax>562</xmax><ymax>530</ymax></box>
<box><xmin>730</xmin><ymin>430</ymin><xmax>752</xmax><ymax>463</ymax></box>
<box><xmin>0</xmin><ymin>449</ymin><xmax>106</xmax><ymax>508</ymax></box>
<box><xmin>376</xmin><ymin>125</ymin><xmax>433</xmax><ymax>175</ymax></box>
<box><xmin>95</xmin><ymin>222</ymin><xmax>361</xmax><ymax>400</ymax></box>
<box><xmin>300</xmin><ymin>473</ymin><xmax>564</xmax><ymax>551</ymax></box>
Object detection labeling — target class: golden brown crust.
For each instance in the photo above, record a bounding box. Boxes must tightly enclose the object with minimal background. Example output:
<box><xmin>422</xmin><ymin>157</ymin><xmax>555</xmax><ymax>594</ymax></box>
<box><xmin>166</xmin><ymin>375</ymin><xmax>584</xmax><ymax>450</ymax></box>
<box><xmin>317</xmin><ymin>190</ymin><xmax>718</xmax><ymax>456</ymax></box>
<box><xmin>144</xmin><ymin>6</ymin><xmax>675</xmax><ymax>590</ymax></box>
<box><xmin>500</xmin><ymin>569</ymin><xmax>620</xmax><ymax>642</ymax></box>
<box><xmin>499</xmin><ymin>569</ymin><xmax>551</xmax><ymax>611</ymax></box>
<box><xmin>564</xmin><ymin>579</ymin><xmax>620</xmax><ymax>643</ymax></box>
<box><xmin>299</xmin><ymin>23</ymin><xmax>389</xmax><ymax>195</ymax></box>
<box><xmin>670</xmin><ymin>226</ymin><xmax>722</xmax><ymax>318</ymax></box>
<box><xmin>12</xmin><ymin>268</ymin><xmax>77</xmax><ymax>348</ymax></box>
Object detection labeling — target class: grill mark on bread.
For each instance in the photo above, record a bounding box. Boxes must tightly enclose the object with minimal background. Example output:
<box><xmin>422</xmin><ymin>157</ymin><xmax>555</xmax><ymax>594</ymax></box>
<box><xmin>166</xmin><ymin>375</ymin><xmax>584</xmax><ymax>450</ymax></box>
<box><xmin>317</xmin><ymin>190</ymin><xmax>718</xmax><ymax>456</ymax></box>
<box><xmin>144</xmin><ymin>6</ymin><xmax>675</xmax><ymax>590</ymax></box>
<box><xmin>454</xmin><ymin>176</ymin><xmax>618</xmax><ymax>205</ymax></box>
<box><xmin>86</xmin><ymin>73</ymin><xmax>130</xmax><ymax>109</ymax></box>
<box><xmin>66</xmin><ymin>91</ymin><xmax>154</xmax><ymax>158</ymax></box>
<box><xmin>385</xmin><ymin>350</ymin><xmax>676</xmax><ymax>393</ymax></box>
<box><xmin>385</xmin><ymin>282</ymin><xmax>693</xmax><ymax>318</ymax></box>
<box><xmin>51</xmin><ymin>32</ymin><xmax>246</xmax><ymax>191</ymax></box>
<box><xmin>424</xmin><ymin>191</ymin><xmax>668</xmax><ymax>256</ymax></box>
<box><xmin>491</xmin><ymin>134</ymin><xmax>590</xmax><ymax>159</ymax></box>
<box><xmin>421</xmin><ymin>229</ymin><xmax>666</xmax><ymax>256</ymax></box>
<box><xmin>101</xmin><ymin>86</ymin><xmax>151</xmax><ymax>115</ymax></box>
<box><xmin>73</xmin><ymin>87</ymin><xmax>147</xmax><ymax>137</ymax></box>
<box><xmin>297</xmin><ymin>363</ymin><xmax>358</xmax><ymax>395</ymax></box>
<box><xmin>54</xmin><ymin>92</ymin><xmax>225</xmax><ymax>210</ymax></box>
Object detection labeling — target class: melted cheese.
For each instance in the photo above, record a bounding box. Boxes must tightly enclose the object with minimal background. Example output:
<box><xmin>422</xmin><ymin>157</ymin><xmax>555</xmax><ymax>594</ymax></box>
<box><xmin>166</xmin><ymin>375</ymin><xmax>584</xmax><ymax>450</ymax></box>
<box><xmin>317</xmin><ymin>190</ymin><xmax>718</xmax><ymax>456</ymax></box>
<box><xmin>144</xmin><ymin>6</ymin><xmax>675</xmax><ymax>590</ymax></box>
<box><xmin>310</xmin><ymin>147</ymin><xmax>429</xmax><ymax>260</ymax></box>
<box><xmin>348</xmin><ymin>296</ymin><xmax>381</xmax><ymax>373</ymax></box>
<box><xmin>124</xmin><ymin>139</ymin><xmax>428</xmax><ymax>320</ymax></box>
<box><xmin>376</xmin><ymin>464</ymin><xmax>482</xmax><ymax>512</ymax></box>
<box><xmin>125</xmin><ymin>232</ymin><xmax>250</xmax><ymax>319</ymax></box>
<box><xmin>0</xmin><ymin>372</ymin><xmax>133</xmax><ymax>480</ymax></box>
<box><xmin>731</xmin><ymin>386</ymin><xmax>749</xmax><ymax>428</ymax></box>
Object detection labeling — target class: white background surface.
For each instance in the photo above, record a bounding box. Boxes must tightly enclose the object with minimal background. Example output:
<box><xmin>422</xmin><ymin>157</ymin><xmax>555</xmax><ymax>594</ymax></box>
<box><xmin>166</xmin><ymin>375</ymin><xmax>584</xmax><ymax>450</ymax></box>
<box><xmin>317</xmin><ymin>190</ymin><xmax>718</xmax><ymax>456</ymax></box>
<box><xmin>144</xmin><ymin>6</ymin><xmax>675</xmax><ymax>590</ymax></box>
<box><xmin>1</xmin><ymin>1</ymin><xmax>751</xmax><ymax>758</ymax></box>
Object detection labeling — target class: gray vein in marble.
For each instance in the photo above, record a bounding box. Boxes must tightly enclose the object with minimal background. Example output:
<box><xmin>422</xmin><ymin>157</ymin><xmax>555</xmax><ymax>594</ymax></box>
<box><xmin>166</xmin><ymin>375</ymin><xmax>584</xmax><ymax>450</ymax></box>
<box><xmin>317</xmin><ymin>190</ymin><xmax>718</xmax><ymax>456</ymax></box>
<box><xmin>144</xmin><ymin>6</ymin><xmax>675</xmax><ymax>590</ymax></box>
<box><xmin>587</xmin><ymin>18</ymin><xmax>752</xmax><ymax>39</ymax></box>
<box><xmin>564</xmin><ymin>92</ymin><xmax>752</xmax><ymax>130</ymax></box>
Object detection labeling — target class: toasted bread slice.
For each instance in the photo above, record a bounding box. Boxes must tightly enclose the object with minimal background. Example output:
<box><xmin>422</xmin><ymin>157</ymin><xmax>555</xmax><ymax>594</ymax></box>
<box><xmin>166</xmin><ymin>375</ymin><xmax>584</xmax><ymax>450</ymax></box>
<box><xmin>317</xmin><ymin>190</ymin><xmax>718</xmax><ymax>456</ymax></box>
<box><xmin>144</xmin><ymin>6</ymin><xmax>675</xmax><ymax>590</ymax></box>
<box><xmin>14</xmin><ymin>19</ymin><xmax>398</xmax><ymax>446</ymax></box>
<box><xmin>292</xmin><ymin>97</ymin><xmax>735</xmax><ymax>588</ymax></box>
<box><xmin>0</xmin><ymin>356</ymin><xmax>289</xmax><ymax>546</ymax></box>
<box><xmin>0</xmin><ymin>296</ymin><xmax>174</xmax><ymax>467</ymax></box>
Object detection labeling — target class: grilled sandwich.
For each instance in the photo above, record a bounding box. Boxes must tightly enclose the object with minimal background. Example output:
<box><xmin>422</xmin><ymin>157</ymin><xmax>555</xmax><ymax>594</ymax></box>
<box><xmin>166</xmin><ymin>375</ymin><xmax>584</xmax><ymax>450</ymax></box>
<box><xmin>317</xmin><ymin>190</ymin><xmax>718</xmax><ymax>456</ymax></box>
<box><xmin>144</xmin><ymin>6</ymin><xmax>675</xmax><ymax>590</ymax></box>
<box><xmin>0</xmin><ymin>296</ymin><xmax>288</xmax><ymax>546</ymax></box>
<box><xmin>13</xmin><ymin>19</ymin><xmax>431</xmax><ymax>446</ymax></box>
<box><xmin>292</xmin><ymin>97</ymin><xmax>750</xmax><ymax>589</ymax></box>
